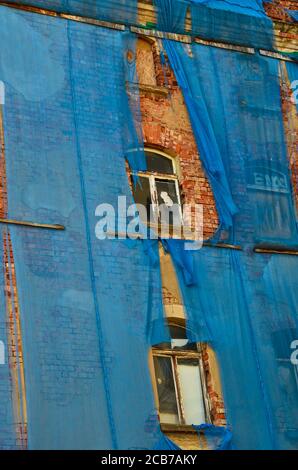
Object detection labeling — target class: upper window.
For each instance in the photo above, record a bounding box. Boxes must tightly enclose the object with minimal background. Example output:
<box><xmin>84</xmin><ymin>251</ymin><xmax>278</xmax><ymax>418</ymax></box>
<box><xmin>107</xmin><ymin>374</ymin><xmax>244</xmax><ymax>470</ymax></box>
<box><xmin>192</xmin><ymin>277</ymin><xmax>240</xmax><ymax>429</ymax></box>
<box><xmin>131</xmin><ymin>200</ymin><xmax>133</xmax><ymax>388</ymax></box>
<box><xmin>132</xmin><ymin>150</ymin><xmax>182</xmax><ymax>231</ymax></box>
<box><xmin>152</xmin><ymin>324</ymin><xmax>210</xmax><ymax>426</ymax></box>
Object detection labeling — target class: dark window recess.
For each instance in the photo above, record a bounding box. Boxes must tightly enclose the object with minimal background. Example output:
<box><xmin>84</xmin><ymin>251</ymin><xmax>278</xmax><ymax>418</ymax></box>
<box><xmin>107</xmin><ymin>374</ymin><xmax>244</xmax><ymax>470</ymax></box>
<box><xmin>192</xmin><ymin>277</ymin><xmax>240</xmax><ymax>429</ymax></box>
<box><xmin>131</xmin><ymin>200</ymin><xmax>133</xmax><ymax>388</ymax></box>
<box><xmin>146</xmin><ymin>152</ymin><xmax>174</xmax><ymax>175</ymax></box>
<box><xmin>156</xmin><ymin>179</ymin><xmax>181</xmax><ymax>227</ymax></box>
<box><xmin>158</xmin><ymin>325</ymin><xmax>197</xmax><ymax>351</ymax></box>
<box><xmin>132</xmin><ymin>176</ymin><xmax>152</xmax><ymax>220</ymax></box>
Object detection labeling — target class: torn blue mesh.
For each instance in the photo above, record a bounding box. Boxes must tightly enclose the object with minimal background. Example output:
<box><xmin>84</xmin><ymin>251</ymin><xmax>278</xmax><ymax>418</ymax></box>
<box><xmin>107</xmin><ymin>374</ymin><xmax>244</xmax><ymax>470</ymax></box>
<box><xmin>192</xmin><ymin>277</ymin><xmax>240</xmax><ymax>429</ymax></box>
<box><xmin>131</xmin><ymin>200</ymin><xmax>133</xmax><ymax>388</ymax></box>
<box><xmin>194</xmin><ymin>424</ymin><xmax>234</xmax><ymax>450</ymax></box>
<box><xmin>153</xmin><ymin>434</ymin><xmax>181</xmax><ymax>450</ymax></box>
<box><xmin>0</xmin><ymin>6</ymin><xmax>169</xmax><ymax>449</ymax></box>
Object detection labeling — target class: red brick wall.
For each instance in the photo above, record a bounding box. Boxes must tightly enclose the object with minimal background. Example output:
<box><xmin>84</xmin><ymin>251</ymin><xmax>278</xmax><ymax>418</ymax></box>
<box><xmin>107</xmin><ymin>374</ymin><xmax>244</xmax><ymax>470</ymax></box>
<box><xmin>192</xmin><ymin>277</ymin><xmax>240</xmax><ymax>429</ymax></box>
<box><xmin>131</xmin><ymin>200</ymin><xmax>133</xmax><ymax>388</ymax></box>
<box><xmin>264</xmin><ymin>0</ymin><xmax>298</xmax><ymax>22</ymax></box>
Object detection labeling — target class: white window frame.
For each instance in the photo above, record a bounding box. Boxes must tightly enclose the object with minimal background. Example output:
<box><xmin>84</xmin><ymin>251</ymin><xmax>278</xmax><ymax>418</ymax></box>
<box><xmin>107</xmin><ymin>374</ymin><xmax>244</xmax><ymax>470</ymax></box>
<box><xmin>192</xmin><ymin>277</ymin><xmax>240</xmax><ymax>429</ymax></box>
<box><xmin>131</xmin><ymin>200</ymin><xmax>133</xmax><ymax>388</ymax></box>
<box><xmin>132</xmin><ymin>149</ymin><xmax>183</xmax><ymax>228</ymax></box>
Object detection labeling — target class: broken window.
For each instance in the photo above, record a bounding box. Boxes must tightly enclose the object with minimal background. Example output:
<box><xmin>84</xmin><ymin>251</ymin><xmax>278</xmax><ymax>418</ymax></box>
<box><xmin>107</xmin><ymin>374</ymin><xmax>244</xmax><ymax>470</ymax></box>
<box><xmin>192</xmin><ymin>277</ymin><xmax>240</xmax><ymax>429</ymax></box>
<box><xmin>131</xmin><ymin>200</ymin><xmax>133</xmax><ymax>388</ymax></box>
<box><xmin>132</xmin><ymin>150</ymin><xmax>182</xmax><ymax>233</ymax></box>
<box><xmin>152</xmin><ymin>324</ymin><xmax>210</xmax><ymax>426</ymax></box>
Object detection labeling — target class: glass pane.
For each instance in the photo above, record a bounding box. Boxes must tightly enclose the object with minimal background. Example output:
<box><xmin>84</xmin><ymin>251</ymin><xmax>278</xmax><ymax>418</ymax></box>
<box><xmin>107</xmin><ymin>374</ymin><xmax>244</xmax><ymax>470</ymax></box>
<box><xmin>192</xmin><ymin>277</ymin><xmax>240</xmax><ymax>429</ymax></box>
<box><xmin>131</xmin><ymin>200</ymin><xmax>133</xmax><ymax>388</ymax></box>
<box><xmin>146</xmin><ymin>152</ymin><xmax>174</xmax><ymax>175</ymax></box>
<box><xmin>177</xmin><ymin>358</ymin><xmax>206</xmax><ymax>425</ymax></box>
<box><xmin>153</xmin><ymin>356</ymin><xmax>179</xmax><ymax>424</ymax></box>
<box><xmin>156</xmin><ymin>179</ymin><xmax>181</xmax><ymax>228</ymax></box>
<box><xmin>132</xmin><ymin>176</ymin><xmax>152</xmax><ymax>221</ymax></box>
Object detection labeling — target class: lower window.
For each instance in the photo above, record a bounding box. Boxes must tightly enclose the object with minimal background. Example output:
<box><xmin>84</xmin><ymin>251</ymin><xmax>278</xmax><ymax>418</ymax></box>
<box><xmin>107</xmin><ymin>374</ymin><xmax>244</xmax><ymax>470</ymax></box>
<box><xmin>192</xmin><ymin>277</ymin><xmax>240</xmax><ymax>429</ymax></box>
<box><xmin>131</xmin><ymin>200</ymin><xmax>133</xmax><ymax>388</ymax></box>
<box><xmin>152</xmin><ymin>324</ymin><xmax>210</xmax><ymax>426</ymax></box>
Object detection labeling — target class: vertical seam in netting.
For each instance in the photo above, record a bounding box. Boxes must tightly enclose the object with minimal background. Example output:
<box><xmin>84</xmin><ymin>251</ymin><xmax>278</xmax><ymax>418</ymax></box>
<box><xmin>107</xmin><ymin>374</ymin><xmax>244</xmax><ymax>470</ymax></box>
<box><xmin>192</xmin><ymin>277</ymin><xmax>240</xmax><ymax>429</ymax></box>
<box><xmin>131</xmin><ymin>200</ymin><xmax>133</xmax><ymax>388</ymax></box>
<box><xmin>66</xmin><ymin>21</ymin><xmax>118</xmax><ymax>450</ymax></box>
<box><xmin>233</xmin><ymin>251</ymin><xmax>276</xmax><ymax>449</ymax></box>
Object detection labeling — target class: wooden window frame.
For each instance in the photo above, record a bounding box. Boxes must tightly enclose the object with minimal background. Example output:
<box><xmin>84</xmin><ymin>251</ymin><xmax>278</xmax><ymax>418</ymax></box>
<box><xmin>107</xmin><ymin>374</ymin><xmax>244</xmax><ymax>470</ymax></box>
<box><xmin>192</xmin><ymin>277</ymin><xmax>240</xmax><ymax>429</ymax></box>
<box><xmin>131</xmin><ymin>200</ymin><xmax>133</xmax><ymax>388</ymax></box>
<box><xmin>131</xmin><ymin>149</ymin><xmax>183</xmax><ymax>232</ymax></box>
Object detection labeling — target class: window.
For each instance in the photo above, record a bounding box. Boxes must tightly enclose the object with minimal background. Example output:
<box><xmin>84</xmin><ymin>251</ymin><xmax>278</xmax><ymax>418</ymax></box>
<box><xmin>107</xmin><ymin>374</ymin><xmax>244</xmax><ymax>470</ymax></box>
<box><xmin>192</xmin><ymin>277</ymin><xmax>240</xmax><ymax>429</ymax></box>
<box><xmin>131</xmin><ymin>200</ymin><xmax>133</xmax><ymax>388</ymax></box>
<box><xmin>132</xmin><ymin>150</ymin><xmax>182</xmax><ymax>231</ymax></box>
<box><xmin>152</xmin><ymin>324</ymin><xmax>210</xmax><ymax>426</ymax></box>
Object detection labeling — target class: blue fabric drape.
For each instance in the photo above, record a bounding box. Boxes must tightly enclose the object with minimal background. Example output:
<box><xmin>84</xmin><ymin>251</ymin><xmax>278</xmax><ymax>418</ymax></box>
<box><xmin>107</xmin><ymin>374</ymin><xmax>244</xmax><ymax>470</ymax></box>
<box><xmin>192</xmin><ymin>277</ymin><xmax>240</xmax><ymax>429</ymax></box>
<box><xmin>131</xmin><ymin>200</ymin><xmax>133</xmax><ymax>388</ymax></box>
<box><xmin>194</xmin><ymin>424</ymin><xmax>234</xmax><ymax>450</ymax></box>
<box><xmin>161</xmin><ymin>40</ymin><xmax>297</xmax><ymax>245</ymax></box>
<box><xmin>167</xmin><ymin>42</ymin><xmax>297</xmax><ymax>245</ymax></box>
<box><xmin>162</xmin><ymin>40</ymin><xmax>238</xmax><ymax>232</ymax></box>
<box><xmin>5</xmin><ymin>0</ymin><xmax>276</xmax><ymax>50</ymax></box>
<box><xmin>153</xmin><ymin>434</ymin><xmax>181</xmax><ymax>450</ymax></box>
<box><xmin>153</xmin><ymin>0</ymin><xmax>189</xmax><ymax>32</ymax></box>
<box><xmin>162</xmin><ymin>239</ymin><xmax>196</xmax><ymax>286</ymax></box>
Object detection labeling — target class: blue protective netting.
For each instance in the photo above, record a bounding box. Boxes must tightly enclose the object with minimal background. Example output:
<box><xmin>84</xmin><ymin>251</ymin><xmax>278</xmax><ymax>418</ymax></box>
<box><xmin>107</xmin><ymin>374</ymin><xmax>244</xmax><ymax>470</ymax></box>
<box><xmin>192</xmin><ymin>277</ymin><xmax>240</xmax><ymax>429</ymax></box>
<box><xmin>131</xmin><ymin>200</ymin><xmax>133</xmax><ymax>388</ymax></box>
<box><xmin>0</xmin><ymin>0</ymin><xmax>297</xmax><ymax>452</ymax></box>
<box><xmin>160</xmin><ymin>40</ymin><xmax>298</xmax><ymax>245</ymax></box>
<box><xmin>0</xmin><ymin>231</ymin><xmax>19</xmax><ymax>449</ymax></box>
<box><xmin>162</xmin><ymin>39</ymin><xmax>238</xmax><ymax>232</ymax></box>
<box><xmin>0</xmin><ymin>6</ymin><xmax>170</xmax><ymax>449</ymax></box>
<box><xmin>4</xmin><ymin>0</ymin><xmax>140</xmax><ymax>25</ymax></box>
<box><xmin>173</xmin><ymin>248</ymin><xmax>298</xmax><ymax>450</ymax></box>
<box><xmin>287</xmin><ymin>61</ymin><xmax>298</xmax><ymax>114</ymax></box>
<box><xmin>6</xmin><ymin>0</ymin><xmax>274</xmax><ymax>50</ymax></box>
<box><xmin>155</xmin><ymin>6</ymin><xmax>298</xmax><ymax>449</ymax></box>
<box><xmin>194</xmin><ymin>424</ymin><xmax>234</xmax><ymax>450</ymax></box>
<box><xmin>154</xmin><ymin>0</ymin><xmax>274</xmax><ymax>49</ymax></box>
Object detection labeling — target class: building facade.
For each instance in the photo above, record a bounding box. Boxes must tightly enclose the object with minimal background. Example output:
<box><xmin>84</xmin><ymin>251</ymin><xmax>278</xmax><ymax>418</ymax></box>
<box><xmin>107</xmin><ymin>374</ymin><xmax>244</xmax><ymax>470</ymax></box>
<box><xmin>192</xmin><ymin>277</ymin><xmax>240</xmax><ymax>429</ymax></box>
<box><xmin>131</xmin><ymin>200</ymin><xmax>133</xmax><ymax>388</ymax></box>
<box><xmin>0</xmin><ymin>0</ymin><xmax>297</xmax><ymax>450</ymax></box>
